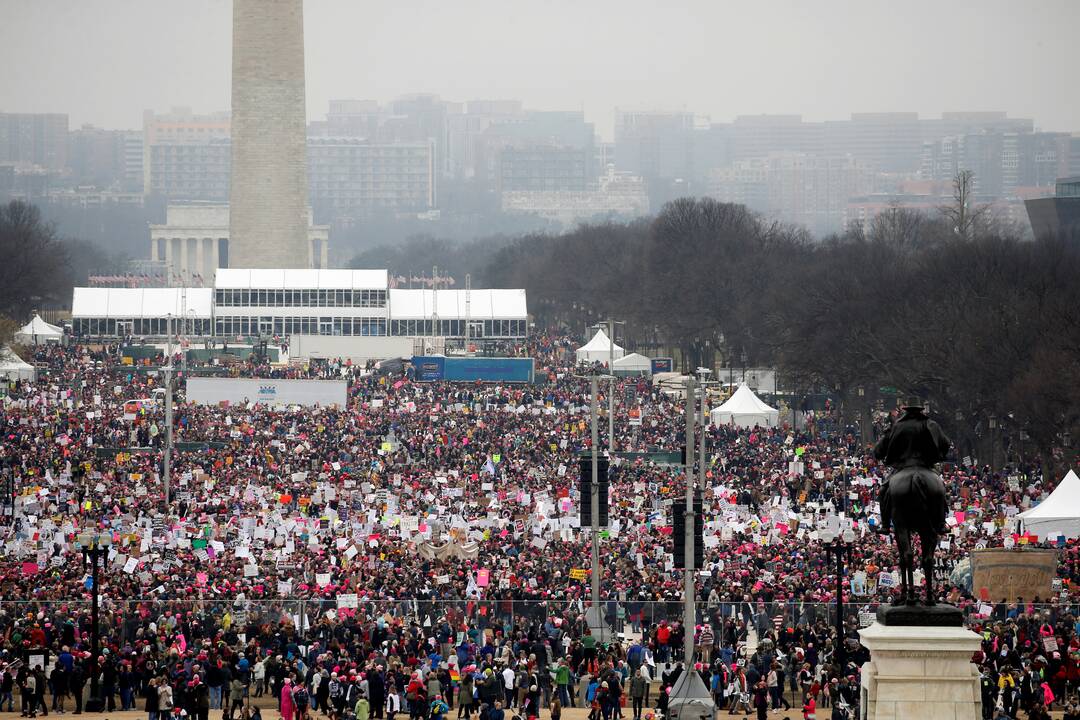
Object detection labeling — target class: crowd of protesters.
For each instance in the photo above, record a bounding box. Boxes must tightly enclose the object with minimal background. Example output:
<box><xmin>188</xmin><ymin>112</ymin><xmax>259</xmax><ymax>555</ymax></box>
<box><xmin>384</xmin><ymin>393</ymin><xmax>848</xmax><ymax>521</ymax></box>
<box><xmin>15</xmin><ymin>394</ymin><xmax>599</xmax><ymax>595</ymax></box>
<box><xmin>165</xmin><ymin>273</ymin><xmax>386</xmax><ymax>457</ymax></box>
<box><xmin>0</xmin><ymin>334</ymin><xmax>1076</xmax><ymax>720</ymax></box>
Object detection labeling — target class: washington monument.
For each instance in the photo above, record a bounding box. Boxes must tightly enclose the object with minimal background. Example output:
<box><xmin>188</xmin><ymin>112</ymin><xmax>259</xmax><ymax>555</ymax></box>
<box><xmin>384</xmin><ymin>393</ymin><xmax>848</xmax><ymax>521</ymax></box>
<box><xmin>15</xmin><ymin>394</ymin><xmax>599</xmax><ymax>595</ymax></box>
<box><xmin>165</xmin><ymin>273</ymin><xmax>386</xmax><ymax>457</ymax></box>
<box><xmin>230</xmin><ymin>0</ymin><xmax>311</xmax><ymax>268</ymax></box>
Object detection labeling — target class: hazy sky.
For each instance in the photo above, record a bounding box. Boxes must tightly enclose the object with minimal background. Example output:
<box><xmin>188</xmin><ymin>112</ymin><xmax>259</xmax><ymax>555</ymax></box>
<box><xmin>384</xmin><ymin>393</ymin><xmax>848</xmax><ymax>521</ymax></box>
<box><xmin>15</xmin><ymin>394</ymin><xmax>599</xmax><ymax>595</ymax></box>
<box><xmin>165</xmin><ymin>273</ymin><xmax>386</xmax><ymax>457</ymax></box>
<box><xmin>1</xmin><ymin>0</ymin><xmax>1077</xmax><ymax>139</ymax></box>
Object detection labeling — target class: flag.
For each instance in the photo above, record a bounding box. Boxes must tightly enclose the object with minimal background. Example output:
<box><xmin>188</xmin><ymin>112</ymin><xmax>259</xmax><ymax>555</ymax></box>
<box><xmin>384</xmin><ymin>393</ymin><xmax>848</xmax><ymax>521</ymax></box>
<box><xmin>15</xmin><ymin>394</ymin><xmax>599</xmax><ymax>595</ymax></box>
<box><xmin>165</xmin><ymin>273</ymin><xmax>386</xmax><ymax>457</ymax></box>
<box><xmin>482</xmin><ymin>457</ymin><xmax>496</xmax><ymax>476</ymax></box>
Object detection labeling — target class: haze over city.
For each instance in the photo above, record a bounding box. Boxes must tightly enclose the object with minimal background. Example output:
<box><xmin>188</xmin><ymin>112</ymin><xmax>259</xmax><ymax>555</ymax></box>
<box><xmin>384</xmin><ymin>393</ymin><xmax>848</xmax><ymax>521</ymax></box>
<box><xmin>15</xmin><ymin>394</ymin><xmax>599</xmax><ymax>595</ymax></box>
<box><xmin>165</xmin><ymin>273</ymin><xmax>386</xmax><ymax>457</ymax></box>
<box><xmin>2</xmin><ymin>0</ymin><xmax>1079</xmax><ymax>136</ymax></box>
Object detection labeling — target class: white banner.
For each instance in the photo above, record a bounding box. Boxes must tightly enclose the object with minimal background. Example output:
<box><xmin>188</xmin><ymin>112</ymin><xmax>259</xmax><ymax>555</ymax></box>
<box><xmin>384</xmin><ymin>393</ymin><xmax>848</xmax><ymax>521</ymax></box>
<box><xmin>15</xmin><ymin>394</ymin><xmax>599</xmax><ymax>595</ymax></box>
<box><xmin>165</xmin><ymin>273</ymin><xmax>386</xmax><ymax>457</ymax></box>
<box><xmin>185</xmin><ymin>377</ymin><xmax>347</xmax><ymax>408</ymax></box>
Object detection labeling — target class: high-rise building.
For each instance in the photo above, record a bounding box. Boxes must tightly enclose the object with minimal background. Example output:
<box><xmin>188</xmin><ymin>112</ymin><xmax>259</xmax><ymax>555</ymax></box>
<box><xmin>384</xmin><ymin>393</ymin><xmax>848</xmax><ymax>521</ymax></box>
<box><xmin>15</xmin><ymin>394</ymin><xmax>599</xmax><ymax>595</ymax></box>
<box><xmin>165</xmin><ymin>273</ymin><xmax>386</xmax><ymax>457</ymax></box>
<box><xmin>0</xmin><ymin>113</ymin><xmax>68</xmax><ymax>171</ymax></box>
<box><xmin>143</xmin><ymin>107</ymin><xmax>230</xmax><ymax>200</ymax></box>
<box><xmin>230</xmin><ymin>0</ymin><xmax>311</xmax><ymax>268</ymax></box>
<box><xmin>500</xmin><ymin>167</ymin><xmax>649</xmax><ymax>226</ymax></box>
<box><xmin>709</xmin><ymin>153</ymin><xmax>869</xmax><ymax>236</ymax></box>
<box><xmin>920</xmin><ymin>130</ymin><xmax>1072</xmax><ymax>199</ymax></box>
<box><xmin>474</xmin><ymin>111</ymin><xmax>597</xmax><ymax>194</ymax></box>
<box><xmin>307</xmin><ymin>138</ymin><xmax>436</xmax><ymax>217</ymax></box>
<box><xmin>68</xmin><ymin>125</ymin><xmax>139</xmax><ymax>190</ymax></box>
<box><xmin>824</xmin><ymin>113</ymin><xmax>921</xmax><ymax>174</ymax></box>
<box><xmin>731</xmin><ymin>115</ymin><xmax>823</xmax><ymax>161</ymax></box>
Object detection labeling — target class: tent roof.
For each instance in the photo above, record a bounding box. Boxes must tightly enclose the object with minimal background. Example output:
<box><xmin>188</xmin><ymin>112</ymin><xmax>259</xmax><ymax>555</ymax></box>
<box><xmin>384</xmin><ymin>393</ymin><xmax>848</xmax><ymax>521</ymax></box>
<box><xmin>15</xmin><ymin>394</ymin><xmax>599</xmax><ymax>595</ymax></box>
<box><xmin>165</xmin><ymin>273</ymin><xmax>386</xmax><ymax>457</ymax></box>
<box><xmin>72</xmin><ymin>288</ymin><xmax>214</xmax><ymax>319</ymax></box>
<box><xmin>1018</xmin><ymin>470</ymin><xmax>1080</xmax><ymax>521</ymax></box>
<box><xmin>388</xmin><ymin>289</ymin><xmax>527</xmax><ymax>320</ymax></box>
<box><xmin>17</xmin><ymin>315</ymin><xmax>62</xmax><ymax>337</ymax></box>
<box><xmin>216</xmin><ymin>268</ymin><xmax>388</xmax><ymax>290</ymax></box>
<box><xmin>578</xmin><ymin>329</ymin><xmax>623</xmax><ymax>353</ymax></box>
<box><xmin>613</xmin><ymin>352</ymin><xmax>650</xmax><ymax>368</ymax></box>
<box><xmin>715</xmin><ymin>383</ymin><xmax>778</xmax><ymax>415</ymax></box>
<box><xmin>0</xmin><ymin>345</ymin><xmax>34</xmax><ymax>376</ymax></box>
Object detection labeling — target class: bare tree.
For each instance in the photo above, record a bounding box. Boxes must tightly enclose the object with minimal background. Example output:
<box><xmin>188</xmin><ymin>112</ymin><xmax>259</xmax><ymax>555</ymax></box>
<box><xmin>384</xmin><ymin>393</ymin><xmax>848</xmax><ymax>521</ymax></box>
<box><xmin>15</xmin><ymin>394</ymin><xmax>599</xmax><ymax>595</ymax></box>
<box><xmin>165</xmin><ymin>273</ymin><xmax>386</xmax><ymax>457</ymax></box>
<box><xmin>940</xmin><ymin>170</ymin><xmax>991</xmax><ymax>241</ymax></box>
<box><xmin>0</xmin><ymin>201</ymin><xmax>71</xmax><ymax>319</ymax></box>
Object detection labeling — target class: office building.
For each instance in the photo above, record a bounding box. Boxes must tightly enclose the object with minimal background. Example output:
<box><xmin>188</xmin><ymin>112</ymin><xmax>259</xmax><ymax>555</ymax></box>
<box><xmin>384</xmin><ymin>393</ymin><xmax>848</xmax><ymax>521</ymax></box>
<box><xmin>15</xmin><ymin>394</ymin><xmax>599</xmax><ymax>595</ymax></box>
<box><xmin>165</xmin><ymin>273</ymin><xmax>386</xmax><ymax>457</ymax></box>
<box><xmin>143</xmin><ymin>108</ymin><xmax>231</xmax><ymax>200</ymax></box>
<box><xmin>500</xmin><ymin>166</ymin><xmax>649</xmax><ymax>225</ymax></box>
<box><xmin>0</xmin><ymin>112</ymin><xmax>68</xmax><ymax>171</ymax></box>
<box><xmin>307</xmin><ymin>137</ymin><xmax>436</xmax><ymax>217</ymax></box>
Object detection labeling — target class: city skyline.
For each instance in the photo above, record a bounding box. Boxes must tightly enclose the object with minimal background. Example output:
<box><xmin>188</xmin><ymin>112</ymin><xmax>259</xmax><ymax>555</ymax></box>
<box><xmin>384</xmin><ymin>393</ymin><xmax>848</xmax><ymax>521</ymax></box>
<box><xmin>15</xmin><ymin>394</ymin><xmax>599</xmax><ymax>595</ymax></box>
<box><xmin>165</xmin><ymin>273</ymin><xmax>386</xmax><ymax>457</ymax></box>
<box><xmin>1</xmin><ymin>0</ymin><xmax>1078</xmax><ymax>139</ymax></box>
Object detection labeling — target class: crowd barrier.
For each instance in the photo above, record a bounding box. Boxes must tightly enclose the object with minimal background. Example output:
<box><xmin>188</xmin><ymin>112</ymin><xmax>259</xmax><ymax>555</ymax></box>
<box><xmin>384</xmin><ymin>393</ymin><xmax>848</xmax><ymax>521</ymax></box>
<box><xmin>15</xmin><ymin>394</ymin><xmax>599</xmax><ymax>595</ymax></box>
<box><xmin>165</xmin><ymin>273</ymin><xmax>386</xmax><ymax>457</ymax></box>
<box><xmin>4</xmin><ymin>598</ymin><xmax>1074</xmax><ymax>642</ymax></box>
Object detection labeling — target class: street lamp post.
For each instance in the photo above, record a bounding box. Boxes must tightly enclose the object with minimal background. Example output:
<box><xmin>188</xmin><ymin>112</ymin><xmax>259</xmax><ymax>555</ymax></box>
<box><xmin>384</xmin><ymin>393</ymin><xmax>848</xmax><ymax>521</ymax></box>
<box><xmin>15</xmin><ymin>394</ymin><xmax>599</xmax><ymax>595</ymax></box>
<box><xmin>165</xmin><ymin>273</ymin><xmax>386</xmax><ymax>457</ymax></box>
<box><xmin>820</xmin><ymin>524</ymin><xmax>856</xmax><ymax>678</ymax></box>
<box><xmin>666</xmin><ymin>373</ymin><xmax>716</xmax><ymax>720</ymax></box>
<box><xmin>163</xmin><ymin>315</ymin><xmax>174</xmax><ymax>506</ymax></box>
<box><xmin>74</xmin><ymin>531</ymin><xmax>112</xmax><ymax>713</ymax></box>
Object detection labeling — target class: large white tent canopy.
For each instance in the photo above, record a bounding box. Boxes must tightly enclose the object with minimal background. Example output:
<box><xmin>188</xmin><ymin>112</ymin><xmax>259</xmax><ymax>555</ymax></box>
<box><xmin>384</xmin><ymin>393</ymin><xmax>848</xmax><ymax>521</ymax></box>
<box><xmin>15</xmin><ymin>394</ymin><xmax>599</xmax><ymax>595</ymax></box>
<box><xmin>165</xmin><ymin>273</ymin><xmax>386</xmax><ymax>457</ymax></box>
<box><xmin>575</xmin><ymin>329</ymin><xmax>624</xmax><ymax>364</ymax></box>
<box><xmin>14</xmin><ymin>315</ymin><xmax>63</xmax><ymax>345</ymax></box>
<box><xmin>612</xmin><ymin>352</ymin><xmax>651</xmax><ymax>375</ymax></box>
<box><xmin>1018</xmin><ymin>470</ymin><xmax>1080</xmax><ymax>539</ymax></box>
<box><xmin>0</xmin><ymin>346</ymin><xmax>35</xmax><ymax>382</ymax></box>
<box><xmin>710</xmin><ymin>383</ymin><xmax>779</xmax><ymax>428</ymax></box>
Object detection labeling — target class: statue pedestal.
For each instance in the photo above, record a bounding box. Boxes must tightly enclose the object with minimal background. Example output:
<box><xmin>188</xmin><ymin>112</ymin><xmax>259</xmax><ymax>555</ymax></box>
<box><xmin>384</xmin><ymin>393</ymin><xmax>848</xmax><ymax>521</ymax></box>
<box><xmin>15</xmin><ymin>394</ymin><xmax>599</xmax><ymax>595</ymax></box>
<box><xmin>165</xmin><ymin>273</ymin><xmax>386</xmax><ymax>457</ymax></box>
<box><xmin>859</xmin><ymin>622</ymin><xmax>982</xmax><ymax>720</ymax></box>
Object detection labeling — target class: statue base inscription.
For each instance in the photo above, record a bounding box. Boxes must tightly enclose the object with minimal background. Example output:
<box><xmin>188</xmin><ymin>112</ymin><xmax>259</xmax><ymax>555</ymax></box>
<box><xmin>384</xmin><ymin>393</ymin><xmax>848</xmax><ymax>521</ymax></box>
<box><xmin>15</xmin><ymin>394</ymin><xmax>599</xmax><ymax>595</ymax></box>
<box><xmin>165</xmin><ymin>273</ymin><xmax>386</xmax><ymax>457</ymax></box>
<box><xmin>859</xmin><ymin>622</ymin><xmax>982</xmax><ymax>720</ymax></box>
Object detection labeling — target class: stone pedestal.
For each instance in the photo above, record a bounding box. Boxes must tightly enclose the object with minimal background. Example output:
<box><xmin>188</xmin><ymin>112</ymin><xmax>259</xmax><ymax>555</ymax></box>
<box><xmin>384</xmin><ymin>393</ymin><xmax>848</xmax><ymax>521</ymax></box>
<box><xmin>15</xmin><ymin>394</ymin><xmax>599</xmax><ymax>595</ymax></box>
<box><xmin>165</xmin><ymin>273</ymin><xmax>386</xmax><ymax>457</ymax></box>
<box><xmin>859</xmin><ymin>622</ymin><xmax>982</xmax><ymax>720</ymax></box>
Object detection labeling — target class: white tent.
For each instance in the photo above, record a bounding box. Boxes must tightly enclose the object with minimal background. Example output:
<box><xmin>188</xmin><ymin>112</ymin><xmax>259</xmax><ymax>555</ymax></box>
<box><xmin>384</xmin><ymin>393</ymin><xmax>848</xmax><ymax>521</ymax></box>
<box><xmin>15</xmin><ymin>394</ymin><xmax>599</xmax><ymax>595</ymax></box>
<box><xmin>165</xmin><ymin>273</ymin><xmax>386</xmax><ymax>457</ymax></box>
<box><xmin>575</xmin><ymin>329</ymin><xmax>625</xmax><ymax>364</ymax></box>
<box><xmin>0</xmin><ymin>346</ymin><xmax>35</xmax><ymax>382</ymax></box>
<box><xmin>710</xmin><ymin>382</ymin><xmax>779</xmax><ymax>428</ymax></box>
<box><xmin>1018</xmin><ymin>470</ymin><xmax>1080</xmax><ymax>539</ymax></box>
<box><xmin>612</xmin><ymin>352</ymin><xmax>651</xmax><ymax>376</ymax></box>
<box><xmin>14</xmin><ymin>315</ymin><xmax>63</xmax><ymax>345</ymax></box>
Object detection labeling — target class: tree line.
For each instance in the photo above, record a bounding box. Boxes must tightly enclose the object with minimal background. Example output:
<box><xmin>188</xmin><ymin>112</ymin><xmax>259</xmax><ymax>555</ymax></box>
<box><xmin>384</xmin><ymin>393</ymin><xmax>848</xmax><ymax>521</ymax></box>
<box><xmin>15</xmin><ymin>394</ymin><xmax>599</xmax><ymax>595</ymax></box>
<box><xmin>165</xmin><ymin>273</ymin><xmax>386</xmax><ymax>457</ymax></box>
<box><xmin>0</xmin><ymin>200</ymin><xmax>124</xmax><ymax>321</ymax></box>
<box><xmin>470</xmin><ymin>196</ymin><xmax>1079</xmax><ymax>477</ymax></box>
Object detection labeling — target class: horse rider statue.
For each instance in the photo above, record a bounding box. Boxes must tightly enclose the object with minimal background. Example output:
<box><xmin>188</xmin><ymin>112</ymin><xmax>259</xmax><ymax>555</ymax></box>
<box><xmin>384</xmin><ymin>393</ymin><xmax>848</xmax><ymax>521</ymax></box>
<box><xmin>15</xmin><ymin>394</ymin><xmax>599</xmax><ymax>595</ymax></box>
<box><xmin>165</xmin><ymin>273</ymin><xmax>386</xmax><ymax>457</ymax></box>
<box><xmin>874</xmin><ymin>397</ymin><xmax>952</xmax><ymax>605</ymax></box>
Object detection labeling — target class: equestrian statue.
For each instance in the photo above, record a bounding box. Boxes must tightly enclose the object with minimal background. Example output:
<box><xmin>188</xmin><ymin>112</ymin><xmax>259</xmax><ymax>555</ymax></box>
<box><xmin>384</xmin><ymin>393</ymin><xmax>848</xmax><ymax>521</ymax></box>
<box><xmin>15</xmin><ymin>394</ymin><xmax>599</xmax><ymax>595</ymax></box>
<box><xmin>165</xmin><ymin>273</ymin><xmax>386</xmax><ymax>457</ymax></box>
<box><xmin>874</xmin><ymin>398</ymin><xmax>951</xmax><ymax>606</ymax></box>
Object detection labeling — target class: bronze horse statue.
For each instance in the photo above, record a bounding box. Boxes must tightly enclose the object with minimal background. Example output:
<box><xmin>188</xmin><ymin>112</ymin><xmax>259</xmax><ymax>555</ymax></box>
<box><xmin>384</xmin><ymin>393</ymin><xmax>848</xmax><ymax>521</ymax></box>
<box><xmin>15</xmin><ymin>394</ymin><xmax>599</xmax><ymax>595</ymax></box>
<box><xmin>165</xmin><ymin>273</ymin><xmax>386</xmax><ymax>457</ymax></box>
<box><xmin>874</xmin><ymin>400</ymin><xmax>952</xmax><ymax>605</ymax></box>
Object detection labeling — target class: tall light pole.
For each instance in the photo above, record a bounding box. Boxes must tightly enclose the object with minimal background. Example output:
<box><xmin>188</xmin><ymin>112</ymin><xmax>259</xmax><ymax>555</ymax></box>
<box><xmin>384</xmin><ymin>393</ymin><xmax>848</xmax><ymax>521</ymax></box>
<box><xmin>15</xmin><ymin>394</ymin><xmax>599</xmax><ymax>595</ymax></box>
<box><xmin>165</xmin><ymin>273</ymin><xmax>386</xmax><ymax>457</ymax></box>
<box><xmin>820</xmin><ymin>523</ymin><xmax>856</xmax><ymax>679</ymax></box>
<box><xmin>75</xmin><ymin>531</ymin><xmax>112</xmax><ymax>713</ymax></box>
<box><xmin>604</xmin><ymin>319</ymin><xmax>624</xmax><ymax>453</ymax></box>
<box><xmin>683</xmin><ymin>374</ymin><xmax>696</xmax><ymax>667</ymax></box>
<box><xmin>696</xmin><ymin>368</ymin><xmax>713</xmax><ymax>491</ymax></box>
<box><xmin>667</xmin><ymin>374</ymin><xmax>715</xmax><ymax>720</ymax></box>
<box><xmin>163</xmin><ymin>314</ymin><xmax>174</xmax><ymax>506</ymax></box>
<box><xmin>584</xmin><ymin>372</ymin><xmax>609</xmax><ymax>642</ymax></box>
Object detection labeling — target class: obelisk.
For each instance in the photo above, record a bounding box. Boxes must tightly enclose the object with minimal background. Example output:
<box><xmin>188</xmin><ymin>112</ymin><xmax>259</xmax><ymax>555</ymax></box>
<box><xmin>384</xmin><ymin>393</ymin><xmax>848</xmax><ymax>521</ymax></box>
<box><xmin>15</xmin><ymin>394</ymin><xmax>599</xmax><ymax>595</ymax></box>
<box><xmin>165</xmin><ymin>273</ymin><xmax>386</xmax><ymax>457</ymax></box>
<box><xmin>229</xmin><ymin>0</ymin><xmax>310</xmax><ymax>268</ymax></box>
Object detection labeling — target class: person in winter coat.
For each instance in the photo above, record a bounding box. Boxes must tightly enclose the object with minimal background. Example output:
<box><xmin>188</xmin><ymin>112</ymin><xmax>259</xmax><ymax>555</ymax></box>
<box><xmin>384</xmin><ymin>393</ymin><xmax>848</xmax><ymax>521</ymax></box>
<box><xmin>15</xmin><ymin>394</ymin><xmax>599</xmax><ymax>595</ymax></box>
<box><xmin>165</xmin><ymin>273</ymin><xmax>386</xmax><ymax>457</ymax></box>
<box><xmin>50</xmin><ymin>660</ymin><xmax>69</xmax><ymax>714</ymax></box>
<box><xmin>227</xmin><ymin>677</ymin><xmax>246</xmax><ymax>720</ymax></box>
<box><xmin>157</xmin><ymin>680</ymin><xmax>174</xmax><ymax>717</ymax></box>
<box><xmin>192</xmin><ymin>675</ymin><xmax>211</xmax><ymax>720</ymax></box>
<box><xmin>252</xmin><ymin>661</ymin><xmax>267</xmax><ymax>699</ymax></box>
<box><xmin>457</xmin><ymin>675</ymin><xmax>475</xmax><ymax>719</ymax></box>
<box><xmin>629</xmin><ymin>669</ymin><xmax>647</xmax><ymax>720</ymax></box>
<box><xmin>354</xmin><ymin>692</ymin><xmax>371</xmax><ymax>720</ymax></box>
<box><xmin>752</xmin><ymin>679</ymin><xmax>769</xmax><ymax>720</ymax></box>
<box><xmin>429</xmin><ymin>695</ymin><xmax>449</xmax><ymax>720</ymax></box>
<box><xmin>802</xmin><ymin>692</ymin><xmax>816</xmax><ymax>720</ymax></box>
<box><xmin>281</xmin><ymin>679</ymin><xmax>296</xmax><ymax>720</ymax></box>
<box><xmin>145</xmin><ymin>677</ymin><xmax>161</xmax><ymax>720</ymax></box>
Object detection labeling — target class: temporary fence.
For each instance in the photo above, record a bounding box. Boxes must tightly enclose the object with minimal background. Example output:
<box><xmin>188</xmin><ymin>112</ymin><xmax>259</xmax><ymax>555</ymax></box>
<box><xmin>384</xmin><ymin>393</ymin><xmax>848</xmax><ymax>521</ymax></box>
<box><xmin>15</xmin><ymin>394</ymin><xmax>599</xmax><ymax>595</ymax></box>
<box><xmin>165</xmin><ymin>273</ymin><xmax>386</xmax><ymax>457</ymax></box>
<box><xmin>2</xmin><ymin>598</ymin><xmax>1075</xmax><ymax>642</ymax></box>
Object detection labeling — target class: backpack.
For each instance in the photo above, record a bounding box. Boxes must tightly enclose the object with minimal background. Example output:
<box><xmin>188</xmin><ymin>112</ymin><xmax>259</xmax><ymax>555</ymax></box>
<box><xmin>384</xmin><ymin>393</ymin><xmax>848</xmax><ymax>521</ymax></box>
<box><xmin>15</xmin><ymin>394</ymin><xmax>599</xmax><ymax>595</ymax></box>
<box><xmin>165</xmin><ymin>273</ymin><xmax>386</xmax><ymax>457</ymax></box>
<box><xmin>293</xmin><ymin>687</ymin><xmax>309</xmax><ymax>706</ymax></box>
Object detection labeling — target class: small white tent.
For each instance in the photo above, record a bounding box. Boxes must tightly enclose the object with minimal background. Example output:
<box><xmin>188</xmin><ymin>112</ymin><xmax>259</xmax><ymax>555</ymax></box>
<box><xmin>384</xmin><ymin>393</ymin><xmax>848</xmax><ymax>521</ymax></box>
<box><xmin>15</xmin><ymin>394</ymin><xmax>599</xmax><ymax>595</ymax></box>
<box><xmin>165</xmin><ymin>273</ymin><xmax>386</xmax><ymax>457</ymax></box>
<box><xmin>0</xmin><ymin>346</ymin><xmax>35</xmax><ymax>382</ymax></box>
<box><xmin>710</xmin><ymin>383</ymin><xmax>779</xmax><ymax>428</ymax></box>
<box><xmin>1018</xmin><ymin>470</ymin><xmax>1080</xmax><ymax>539</ymax></box>
<box><xmin>612</xmin><ymin>352</ymin><xmax>651</xmax><ymax>376</ymax></box>
<box><xmin>14</xmin><ymin>315</ymin><xmax>63</xmax><ymax>345</ymax></box>
<box><xmin>575</xmin><ymin>329</ymin><xmax>625</xmax><ymax>364</ymax></box>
